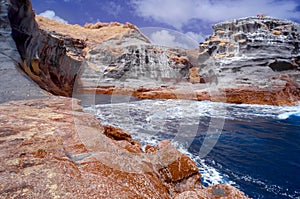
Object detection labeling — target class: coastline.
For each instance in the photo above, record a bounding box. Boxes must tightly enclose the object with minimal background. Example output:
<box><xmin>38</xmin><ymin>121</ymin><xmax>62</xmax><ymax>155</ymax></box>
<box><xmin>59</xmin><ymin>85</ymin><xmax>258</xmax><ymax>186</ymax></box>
<box><xmin>0</xmin><ymin>96</ymin><xmax>249</xmax><ymax>198</ymax></box>
<box><xmin>1</xmin><ymin>0</ymin><xmax>300</xmax><ymax>198</ymax></box>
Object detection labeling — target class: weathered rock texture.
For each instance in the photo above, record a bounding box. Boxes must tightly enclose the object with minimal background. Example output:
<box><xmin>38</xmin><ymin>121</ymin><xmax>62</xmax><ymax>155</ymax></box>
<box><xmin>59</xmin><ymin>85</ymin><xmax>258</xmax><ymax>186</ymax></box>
<box><xmin>0</xmin><ymin>0</ymin><xmax>46</xmax><ymax>103</ymax></box>
<box><xmin>7</xmin><ymin>0</ymin><xmax>86</xmax><ymax>97</ymax></box>
<box><xmin>0</xmin><ymin>97</ymin><xmax>249</xmax><ymax>199</ymax></box>
<box><xmin>199</xmin><ymin>16</ymin><xmax>300</xmax><ymax>105</ymax></box>
<box><xmin>202</xmin><ymin>17</ymin><xmax>300</xmax><ymax>68</ymax></box>
<box><xmin>7</xmin><ymin>0</ymin><xmax>300</xmax><ymax>105</ymax></box>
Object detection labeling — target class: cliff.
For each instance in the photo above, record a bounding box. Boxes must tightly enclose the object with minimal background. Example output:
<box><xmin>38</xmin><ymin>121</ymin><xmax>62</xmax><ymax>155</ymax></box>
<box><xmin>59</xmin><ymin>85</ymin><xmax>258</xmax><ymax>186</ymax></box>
<box><xmin>200</xmin><ymin>17</ymin><xmax>300</xmax><ymax>104</ymax></box>
<box><xmin>7</xmin><ymin>0</ymin><xmax>300</xmax><ymax>105</ymax></box>
<box><xmin>0</xmin><ymin>0</ymin><xmax>46</xmax><ymax>103</ymax></box>
<box><xmin>207</xmin><ymin>16</ymin><xmax>300</xmax><ymax>66</ymax></box>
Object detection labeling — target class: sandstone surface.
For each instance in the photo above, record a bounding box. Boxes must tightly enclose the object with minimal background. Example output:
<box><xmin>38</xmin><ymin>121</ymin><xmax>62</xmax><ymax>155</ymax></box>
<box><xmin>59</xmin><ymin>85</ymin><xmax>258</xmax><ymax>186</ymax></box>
<box><xmin>0</xmin><ymin>96</ymin><xmax>250</xmax><ymax>199</ymax></box>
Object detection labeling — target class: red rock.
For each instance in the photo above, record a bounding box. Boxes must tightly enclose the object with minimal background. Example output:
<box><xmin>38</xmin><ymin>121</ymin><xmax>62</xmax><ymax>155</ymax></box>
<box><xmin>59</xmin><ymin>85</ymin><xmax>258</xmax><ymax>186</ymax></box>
<box><xmin>175</xmin><ymin>184</ymin><xmax>250</xmax><ymax>199</ymax></box>
<box><xmin>145</xmin><ymin>145</ymin><xmax>157</xmax><ymax>154</ymax></box>
<box><xmin>103</xmin><ymin>125</ymin><xmax>132</xmax><ymax>141</ymax></box>
<box><xmin>0</xmin><ymin>97</ymin><xmax>250</xmax><ymax>198</ymax></box>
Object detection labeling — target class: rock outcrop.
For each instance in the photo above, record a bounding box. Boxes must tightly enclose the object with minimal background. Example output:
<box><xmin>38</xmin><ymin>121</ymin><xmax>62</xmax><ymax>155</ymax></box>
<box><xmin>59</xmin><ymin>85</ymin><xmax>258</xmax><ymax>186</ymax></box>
<box><xmin>0</xmin><ymin>0</ymin><xmax>46</xmax><ymax>103</ymax></box>
<box><xmin>199</xmin><ymin>16</ymin><xmax>300</xmax><ymax>105</ymax></box>
<box><xmin>7</xmin><ymin>0</ymin><xmax>86</xmax><ymax>97</ymax></box>
<box><xmin>7</xmin><ymin>0</ymin><xmax>300</xmax><ymax>105</ymax></box>
<box><xmin>202</xmin><ymin>16</ymin><xmax>299</xmax><ymax>67</ymax></box>
<box><xmin>200</xmin><ymin>16</ymin><xmax>300</xmax><ymax>82</ymax></box>
<box><xmin>0</xmin><ymin>96</ymin><xmax>249</xmax><ymax>199</ymax></box>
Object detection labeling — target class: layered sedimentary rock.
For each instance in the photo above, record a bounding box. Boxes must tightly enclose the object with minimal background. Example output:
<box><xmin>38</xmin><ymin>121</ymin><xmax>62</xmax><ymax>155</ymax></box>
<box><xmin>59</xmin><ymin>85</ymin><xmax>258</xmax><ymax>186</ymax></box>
<box><xmin>7</xmin><ymin>0</ymin><xmax>300</xmax><ymax>105</ymax></box>
<box><xmin>202</xmin><ymin>16</ymin><xmax>300</xmax><ymax>68</ymax></box>
<box><xmin>6</xmin><ymin>0</ymin><xmax>201</xmax><ymax>99</ymax></box>
<box><xmin>199</xmin><ymin>16</ymin><xmax>300</xmax><ymax>105</ymax></box>
<box><xmin>200</xmin><ymin>16</ymin><xmax>300</xmax><ymax>82</ymax></box>
<box><xmin>0</xmin><ymin>0</ymin><xmax>46</xmax><ymax>103</ymax></box>
<box><xmin>0</xmin><ymin>96</ymin><xmax>249</xmax><ymax>198</ymax></box>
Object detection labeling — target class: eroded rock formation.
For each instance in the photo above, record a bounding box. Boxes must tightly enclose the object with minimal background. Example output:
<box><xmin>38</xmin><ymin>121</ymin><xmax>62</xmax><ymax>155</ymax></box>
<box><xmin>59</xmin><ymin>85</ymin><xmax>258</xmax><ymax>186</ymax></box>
<box><xmin>0</xmin><ymin>97</ymin><xmax>249</xmax><ymax>199</ymax></box>
<box><xmin>200</xmin><ymin>16</ymin><xmax>300</xmax><ymax>81</ymax></box>
<box><xmin>0</xmin><ymin>0</ymin><xmax>46</xmax><ymax>103</ymax></box>
<box><xmin>6</xmin><ymin>0</ymin><xmax>200</xmax><ymax>98</ymax></box>
<box><xmin>7</xmin><ymin>0</ymin><xmax>300</xmax><ymax>105</ymax></box>
<box><xmin>7</xmin><ymin>0</ymin><xmax>87</xmax><ymax>96</ymax></box>
<box><xmin>199</xmin><ymin>17</ymin><xmax>300</xmax><ymax>105</ymax></box>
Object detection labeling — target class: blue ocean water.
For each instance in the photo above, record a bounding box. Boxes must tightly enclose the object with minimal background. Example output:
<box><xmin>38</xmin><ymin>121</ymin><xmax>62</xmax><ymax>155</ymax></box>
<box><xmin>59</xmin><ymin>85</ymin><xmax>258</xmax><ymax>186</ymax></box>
<box><xmin>83</xmin><ymin>97</ymin><xmax>300</xmax><ymax>199</ymax></box>
<box><xmin>192</xmin><ymin>112</ymin><xmax>300</xmax><ymax>199</ymax></box>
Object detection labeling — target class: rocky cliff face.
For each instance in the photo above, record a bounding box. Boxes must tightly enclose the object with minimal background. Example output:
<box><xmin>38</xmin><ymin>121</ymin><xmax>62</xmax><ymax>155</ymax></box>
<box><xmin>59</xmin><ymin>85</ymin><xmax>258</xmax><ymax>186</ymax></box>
<box><xmin>7</xmin><ymin>0</ymin><xmax>87</xmax><ymax>96</ymax></box>
<box><xmin>7</xmin><ymin>0</ymin><xmax>300</xmax><ymax>105</ymax></box>
<box><xmin>0</xmin><ymin>0</ymin><xmax>46</xmax><ymax>103</ymax></box>
<box><xmin>7</xmin><ymin>0</ymin><xmax>199</xmax><ymax>99</ymax></box>
<box><xmin>204</xmin><ymin>17</ymin><xmax>300</xmax><ymax>59</ymax></box>
<box><xmin>200</xmin><ymin>16</ymin><xmax>300</xmax><ymax>80</ymax></box>
<box><xmin>199</xmin><ymin>17</ymin><xmax>300</xmax><ymax>104</ymax></box>
<box><xmin>79</xmin><ymin>16</ymin><xmax>300</xmax><ymax>105</ymax></box>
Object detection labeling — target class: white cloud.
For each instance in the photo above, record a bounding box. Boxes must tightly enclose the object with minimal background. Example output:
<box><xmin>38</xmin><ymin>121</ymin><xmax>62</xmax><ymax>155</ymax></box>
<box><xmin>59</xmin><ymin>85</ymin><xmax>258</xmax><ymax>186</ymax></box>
<box><xmin>131</xmin><ymin>0</ymin><xmax>300</xmax><ymax>30</ymax></box>
<box><xmin>149</xmin><ymin>29</ymin><xmax>199</xmax><ymax>49</ymax></box>
<box><xmin>39</xmin><ymin>10</ymin><xmax>68</xmax><ymax>24</ymax></box>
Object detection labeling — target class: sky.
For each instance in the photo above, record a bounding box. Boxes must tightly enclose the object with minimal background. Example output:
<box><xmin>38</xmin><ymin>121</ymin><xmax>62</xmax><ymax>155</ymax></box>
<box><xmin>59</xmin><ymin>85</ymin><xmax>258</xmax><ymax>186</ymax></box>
<box><xmin>31</xmin><ymin>0</ymin><xmax>300</xmax><ymax>48</ymax></box>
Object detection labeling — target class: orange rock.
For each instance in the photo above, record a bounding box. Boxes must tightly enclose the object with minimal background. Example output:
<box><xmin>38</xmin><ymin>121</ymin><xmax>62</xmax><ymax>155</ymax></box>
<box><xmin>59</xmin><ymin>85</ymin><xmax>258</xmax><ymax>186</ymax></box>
<box><xmin>257</xmin><ymin>14</ymin><xmax>266</xmax><ymax>18</ymax></box>
<box><xmin>216</xmin><ymin>30</ymin><xmax>225</xmax><ymax>34</ymax></box>
<box><xmin>238</xmin><ymin>39</ymin><xmax>247</xmax><ymax>43</ymax></box>
<box><xmin>145</xmin><ymin>145</ymin><xmax>157</xmax><ymax>154</ymax></box>
<box><xmin>175</xmin><ymin>184</ymin><xmax>250</xmax><ymax>199</ymax></box>
<box><xmin>223</xmin><ymin>76</ymin><xmax>300</xmax><ymax>106</ymax></box>
<box><xmin>272</xmin><ymin>30</ymin><xmax>281</xmax><ymax>35</ymax></box>
<box><xmin>189</xmin><ymin>67</ymin><xmax>201</xmax><ymax>83</ymax></box>
<box><xmin>0</xmin><ymin>97</ymin><xmax>250</xmax><ymax>198</ymax></box>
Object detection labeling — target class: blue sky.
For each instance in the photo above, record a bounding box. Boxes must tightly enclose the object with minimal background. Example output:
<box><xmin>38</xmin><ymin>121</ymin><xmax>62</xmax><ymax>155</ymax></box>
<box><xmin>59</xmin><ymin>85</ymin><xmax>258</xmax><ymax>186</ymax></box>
<box><xmin>31</xmin><ymin>0</ymin><xmax>300</xmax><ymax>44</ymax></box>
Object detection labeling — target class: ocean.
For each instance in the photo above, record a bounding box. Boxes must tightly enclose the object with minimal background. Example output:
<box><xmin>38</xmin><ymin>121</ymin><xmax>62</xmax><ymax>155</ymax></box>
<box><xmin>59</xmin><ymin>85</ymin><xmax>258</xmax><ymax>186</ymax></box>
<box><xmin>83</xmin><ymin>95</ymin><xmax>300</xmax><ymax>199</ymax></box>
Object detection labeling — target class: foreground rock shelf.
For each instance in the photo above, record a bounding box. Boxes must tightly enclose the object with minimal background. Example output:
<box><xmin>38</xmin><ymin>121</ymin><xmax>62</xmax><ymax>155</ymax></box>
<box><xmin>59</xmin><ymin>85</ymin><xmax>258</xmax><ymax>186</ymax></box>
<box><xmin>0</xmin><ymin>97</ymin><xmax>249</xmax><ymax>198</ymax></box>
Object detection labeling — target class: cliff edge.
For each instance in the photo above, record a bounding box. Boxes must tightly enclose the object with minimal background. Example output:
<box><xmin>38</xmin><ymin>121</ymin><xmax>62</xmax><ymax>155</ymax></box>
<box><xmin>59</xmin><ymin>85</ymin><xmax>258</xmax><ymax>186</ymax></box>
<box><xmin>7</xmin><ymin>0</ymin><xmax>300</xmax><ymax>105</ymax></box>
